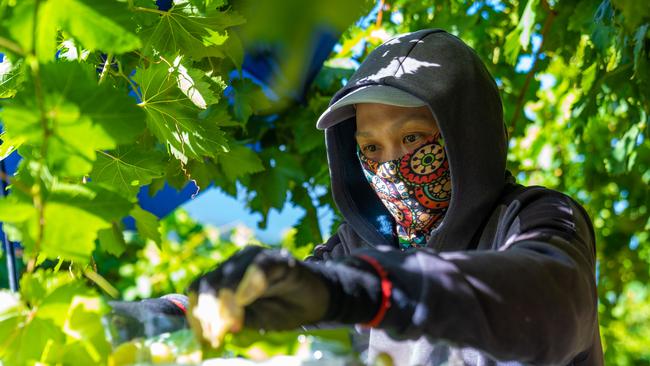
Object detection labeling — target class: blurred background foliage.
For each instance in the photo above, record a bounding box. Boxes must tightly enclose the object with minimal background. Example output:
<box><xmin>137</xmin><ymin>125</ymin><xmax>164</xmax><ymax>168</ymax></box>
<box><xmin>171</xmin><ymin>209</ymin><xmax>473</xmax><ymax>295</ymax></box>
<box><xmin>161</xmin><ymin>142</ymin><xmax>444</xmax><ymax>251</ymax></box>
<box><xmin>0</xmin><ymin>0</ymin><xmax>649</xmax><ymax>364</ymax></box>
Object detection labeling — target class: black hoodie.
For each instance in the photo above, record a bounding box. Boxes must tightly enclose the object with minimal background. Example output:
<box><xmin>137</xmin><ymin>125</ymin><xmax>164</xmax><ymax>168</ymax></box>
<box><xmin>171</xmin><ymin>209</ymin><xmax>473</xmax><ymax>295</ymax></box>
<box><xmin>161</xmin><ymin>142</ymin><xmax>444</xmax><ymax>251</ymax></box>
<box><xmin>311</xmin><ymin>29</ymin><xmax>603</xmax><ymax>366</ymax></box>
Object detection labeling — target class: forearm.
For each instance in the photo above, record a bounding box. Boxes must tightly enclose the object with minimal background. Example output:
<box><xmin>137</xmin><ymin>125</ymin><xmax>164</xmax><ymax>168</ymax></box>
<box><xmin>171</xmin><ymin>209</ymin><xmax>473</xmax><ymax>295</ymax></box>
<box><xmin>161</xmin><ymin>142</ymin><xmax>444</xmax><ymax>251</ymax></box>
<box><xmin>356</xmin><ymin>241</ymin><xmax>598</xmax><ymax>365</ymax></box>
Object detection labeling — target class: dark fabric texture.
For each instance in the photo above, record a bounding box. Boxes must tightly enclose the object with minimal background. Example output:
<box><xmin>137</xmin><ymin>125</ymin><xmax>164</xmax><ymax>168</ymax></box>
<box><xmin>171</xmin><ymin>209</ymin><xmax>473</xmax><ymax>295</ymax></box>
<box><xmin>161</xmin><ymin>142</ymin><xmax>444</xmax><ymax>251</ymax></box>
<box><xmin>315</xmin><ymin>29</ymin><xmax>603</xmax><ymax>366</ymax></box>
<box><xmin>108</xmin><ymin>295</ymin><xmax>188</xmax><ymax>341</ymax></box>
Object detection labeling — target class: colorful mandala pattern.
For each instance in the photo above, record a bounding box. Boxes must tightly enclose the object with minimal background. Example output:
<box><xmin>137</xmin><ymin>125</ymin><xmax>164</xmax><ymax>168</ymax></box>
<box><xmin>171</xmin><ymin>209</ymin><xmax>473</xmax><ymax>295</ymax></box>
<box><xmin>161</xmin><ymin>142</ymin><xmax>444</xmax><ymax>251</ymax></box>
<box><xmin>358</xmin><ymin>134</ymin><xmax>451</xmax><ymax>249</ymax></box>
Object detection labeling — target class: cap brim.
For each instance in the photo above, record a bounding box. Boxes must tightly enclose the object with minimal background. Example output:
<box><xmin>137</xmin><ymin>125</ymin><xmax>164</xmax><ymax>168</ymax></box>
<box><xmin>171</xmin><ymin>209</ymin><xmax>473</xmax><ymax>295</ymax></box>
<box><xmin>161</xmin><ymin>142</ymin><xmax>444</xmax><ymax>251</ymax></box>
<box><xmin>316</xmin><ymin>85</ymin><xmax>427</xmax><ymax>130</ymax></box>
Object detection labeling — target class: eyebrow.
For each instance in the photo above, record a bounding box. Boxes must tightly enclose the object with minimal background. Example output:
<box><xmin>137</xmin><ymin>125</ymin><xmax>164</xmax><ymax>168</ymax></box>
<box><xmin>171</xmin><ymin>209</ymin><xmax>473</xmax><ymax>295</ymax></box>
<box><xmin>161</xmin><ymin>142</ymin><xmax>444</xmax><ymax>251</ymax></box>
<box><xmin>355</xmin><ymin>118</ymin><xmax>435</xmax><ymax>138</ymax></box>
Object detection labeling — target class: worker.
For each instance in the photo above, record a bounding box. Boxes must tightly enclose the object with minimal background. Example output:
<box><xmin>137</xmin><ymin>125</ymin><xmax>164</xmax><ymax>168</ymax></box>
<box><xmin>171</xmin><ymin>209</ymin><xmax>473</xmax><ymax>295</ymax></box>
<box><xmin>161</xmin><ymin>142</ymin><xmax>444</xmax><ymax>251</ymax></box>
<box><xmin>115</xmin><ymin>29</ymin><xmax>604</xmax><ymax>366</ymax></box>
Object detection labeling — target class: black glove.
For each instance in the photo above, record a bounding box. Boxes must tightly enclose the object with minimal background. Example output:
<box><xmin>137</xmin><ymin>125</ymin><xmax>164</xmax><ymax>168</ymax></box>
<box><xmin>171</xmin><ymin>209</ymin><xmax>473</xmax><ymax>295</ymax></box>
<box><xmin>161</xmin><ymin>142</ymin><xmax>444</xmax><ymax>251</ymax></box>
<box><xmin>107</xmin><ymin>294</ymin><xmax>189</xmax><ymax>341</ymax></box>
<box><xmin>187</xmin><ymin>246</ymin><xmax>382</xmax><ymax>333</ymax></box>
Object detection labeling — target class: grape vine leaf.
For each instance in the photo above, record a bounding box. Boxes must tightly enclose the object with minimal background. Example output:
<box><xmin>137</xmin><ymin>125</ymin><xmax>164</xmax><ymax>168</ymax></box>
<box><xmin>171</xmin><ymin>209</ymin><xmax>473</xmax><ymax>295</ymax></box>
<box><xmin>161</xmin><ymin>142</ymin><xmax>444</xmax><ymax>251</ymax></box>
<box><xmin>44</xmin><ymin>183</ymin><xmax>133</xmax><ymax>262</ymax></box>
<box><xmin>247</xmin><ymin>149</ymin><xmax>304</xmax><ymax>227</ymax></box>
<box><xmin>230</xmin><ymin>78</ymin><xmax>272</xmax><ymax>123</ymax></box>
<box><xmin>0</xmin><ymin>62</ymin><xmax>145</xmax><ymax>175</ymax></box>
<box><xmin>43</xmin><ymin>0</ymin><xmax>141</xmax><ymax>54</ymax></box>
<box><xmin>0</xmin><ymin>131</ymin><xmax>25</xmax><ymax>160</ymax></box>
<box><xmin>139</xmin><ymin>1</ymin><xmax>246</xmax><ymax>60</ymax></box>
<box><xmin>0</xmin><ymin>57</ymin><xmax>24</xmax><ymax>98</ymax></box>
<box><xmin>2</xmin><ymin>276</ymin><xmax>110</xmax><ymax>365</ymax></box>
<box><xmin>4</xmin><ymin>317</ymin><xmax>64</xmax><ymax>364</ymax></box>
<box><xmin>612</xmin><ymin>0</ymin><xmax>650</xmax><ymax>31</ymax></box>
<box><xmin>504</xmin><ymin>0</ymin><xmax>540</xmax><ymax>65</ymax></box>
<box><xmin>60</xmin><ymin>295</ymin><xmax>112</xmax><ymax>364</ymax></box>
<box><xmin>41</xmin><ymin>63</ymin><xmax>147</xmax><ymax>145</ymax></box>
<box><xmin>0</xmin><ymin>181</ymin><xmax>133</xmax><ymax>263</ymax></box>
<box><xmin>97</xmin><ymin>222</ymin><xmax>127</xmax><ymax>257</ymax></box>
<box><xmin>133</xmin><ymin>62</ymin><xmax>229</xmax><ymax>164</ymax></box>
<box><xmin>130</xmin><ymin>205</ymin><xmax>162</xmax><ymax>245</ymax></box>
<box><xmin>217</xmin><ymin>144</ymin><xmax>265</xmax><ymax>182</ymax></box>
<box><xmin>223</xmin><ymin>31</ymin><xmax>245</xmax><ymax>70</ymax></box>
<box><xmin>4</xmin><ymin>1</ymin><xmax>57</xmax><ymax>62</ymax></box>
<box><xmin>4</xmin><ymin>0</ymin><xmax>139</xmax><ymax>62</ymax></box>
<box><xmin>172</xmin><ymin>56</ymin><xmax>221</xmax><ymax>109</ymax></box>
<box><xmin>188</xmin><ymin>0</ymin><xmax>228</xmax><ymax>13</ymax></box>
<box><xmin>91</xmin><ymin>145</ymin><xmax>166</xmax><ymax>199</ymax></box>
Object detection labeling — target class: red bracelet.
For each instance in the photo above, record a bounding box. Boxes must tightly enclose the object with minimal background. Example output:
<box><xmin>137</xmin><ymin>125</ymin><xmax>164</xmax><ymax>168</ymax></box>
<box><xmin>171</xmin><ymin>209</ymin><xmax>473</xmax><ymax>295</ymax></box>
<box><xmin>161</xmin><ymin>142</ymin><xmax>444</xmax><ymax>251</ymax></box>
<box><xmin>166</xmin><ymin>298</ymin><xmax>187</xmax><ymax>313</ymax></box>
<box><xmin>356</xmin><ymin>254</ymin><xmax>392</xmax><ymax>328</ymax></box>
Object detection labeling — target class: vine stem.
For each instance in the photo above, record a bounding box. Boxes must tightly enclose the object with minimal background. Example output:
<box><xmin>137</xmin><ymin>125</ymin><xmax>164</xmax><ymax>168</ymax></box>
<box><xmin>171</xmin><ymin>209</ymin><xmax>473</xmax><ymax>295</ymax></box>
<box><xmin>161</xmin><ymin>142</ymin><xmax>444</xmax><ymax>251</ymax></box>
<box><xmin>0</xmin><ymin>36</ymin><xmax>24</xmax><ymax>56</ymax></box>
<box><xmin>84</xmin><ymin>267</ymin><xmax>119</xmax><ymax>298</ymax></box>
<box><xmin>508</xmin><ymin>0</ymin><xmax>557</xmax><ymax>135</ymax></box>
<box><xmin>116</xmin><ymin>60</ymin><xmax>142</xmax><ymax>101</ymax></box>
<box><xmin>28</xmin><ymin>0</ymin><xmax>49</xmax><ymax>270</ymax></box>
<box><xmin>133</xmin><ymin>6</ymin><xmax>167</xmax><ymax>15</ymax></box>
<box><xmin>98</xmin><ymin>53</ymin><xmax>113</xmax><ymax>85</ymax></box>
<box><xmin>0</xmin><ymin>169</ymin><xmax>32</xmax><ymax>196</ymax></box>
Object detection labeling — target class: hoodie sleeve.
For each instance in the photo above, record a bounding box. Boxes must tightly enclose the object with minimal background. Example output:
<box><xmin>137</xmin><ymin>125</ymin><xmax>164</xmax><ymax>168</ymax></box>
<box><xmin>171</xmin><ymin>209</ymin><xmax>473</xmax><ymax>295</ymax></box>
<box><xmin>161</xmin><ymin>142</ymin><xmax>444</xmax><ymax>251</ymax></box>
<box><xmin>307</xmin><ymin>222</ymin><xmax>373</xmax><ymax>262</ymax></box>
<box><xmin>349</xmin><ymin>189</ymin><xmax>599</xmax><ymax>365</ymax></box>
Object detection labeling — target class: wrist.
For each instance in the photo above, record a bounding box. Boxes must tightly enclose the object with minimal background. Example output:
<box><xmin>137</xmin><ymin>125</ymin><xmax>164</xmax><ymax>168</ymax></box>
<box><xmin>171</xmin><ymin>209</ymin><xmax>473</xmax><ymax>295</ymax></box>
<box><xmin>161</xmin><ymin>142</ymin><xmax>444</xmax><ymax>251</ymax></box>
<box><xmin>354</xmin><ymin>254</ymin><xmax>392</xmax><ymax>328</ymax></box>
<box><xmin>306</xmin><ymin>258</ymin><xmax>383</xmax><ymax>325</ymax></box>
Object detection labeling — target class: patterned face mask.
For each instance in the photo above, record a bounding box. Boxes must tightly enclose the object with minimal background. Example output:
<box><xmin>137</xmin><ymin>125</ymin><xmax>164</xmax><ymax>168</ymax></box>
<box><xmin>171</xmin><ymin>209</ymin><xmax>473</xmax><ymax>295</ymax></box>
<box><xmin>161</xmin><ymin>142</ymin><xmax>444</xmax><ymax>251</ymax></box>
<box><xmin>357</xmin><ymin>133</ymin><xmax>451</xmax><ymax>249</ymax></box>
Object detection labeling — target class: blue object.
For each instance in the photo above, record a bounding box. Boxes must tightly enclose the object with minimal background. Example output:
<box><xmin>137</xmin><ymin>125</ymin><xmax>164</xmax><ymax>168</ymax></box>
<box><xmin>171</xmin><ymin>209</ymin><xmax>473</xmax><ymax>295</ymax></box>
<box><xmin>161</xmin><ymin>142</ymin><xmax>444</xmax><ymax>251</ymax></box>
<box><xmin>0</xmin><ymin>140</ymin><xmax>20</xmax><ymax>292</ymax></box>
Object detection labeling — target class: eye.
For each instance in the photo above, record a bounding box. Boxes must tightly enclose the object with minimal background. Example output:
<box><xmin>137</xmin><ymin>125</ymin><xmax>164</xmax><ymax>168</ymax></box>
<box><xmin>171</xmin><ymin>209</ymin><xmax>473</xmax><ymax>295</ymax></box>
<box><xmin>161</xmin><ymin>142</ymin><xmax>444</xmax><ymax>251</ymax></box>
<box><xmin>403</xmin><ymin>134</ymin><xmax>421</xmax><ymax>144</ymax></box>
<box><xmin>362</xmin><ymin>144</ymin><xmax>378</xmax><ymax>153</ymax></box>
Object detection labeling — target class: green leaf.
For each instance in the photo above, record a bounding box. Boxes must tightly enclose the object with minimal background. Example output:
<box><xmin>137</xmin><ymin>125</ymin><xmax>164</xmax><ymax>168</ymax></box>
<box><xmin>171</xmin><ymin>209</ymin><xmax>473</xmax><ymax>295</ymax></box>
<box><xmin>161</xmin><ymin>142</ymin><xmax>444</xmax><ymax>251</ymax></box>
<box><xmin>133</xmin><ymin>62</ymin><xmax>229</xmax><ymax>164</ymax></box>
<box><xmin>632</xmin><ymin>24</ymin><xmax>649</xmax><ymax>77</ymax></box>
<box><xmin>5</xmin><ymin>0</ymin><xmax>139</xmax><ymax>62</ymax></box>
<box><xmin>3</xmin><ymin>275</ymin><xmax>111</xmax><ymax>365</ymax></box>
<box><xmin>39</xmin><ymin>181</ymin><xmax>134</xmax><ymax>262</ymax></box>
<box><xmin>248</xmin><ymin>168</ymin><xmax>289</xmax><ymax>228</ymax></box>
<box><xmin>0</xmin><ymin>196</ymin><xmax>39</xmax><ymax>249</ymax></box>
<box><xmin>0</xmin><ymin>290</ymin><xmax>22</xmax><ymax>316</ymax></box>
<box><xmin>39</xmin><ymin>62</ymin><xmax>146</xmax><ymax>145</ymax></box>
<box><xmin>608</xmin><ymin>124</ymin><xmax>641</xmax><ymax>174</ymax></box>
<box><xmin>503</xmin><ymin>0</ymin><xmax>540</xmax><ymax>65</ymax></box>
<box><xmin>611</xmin><ymin>0</ymin><xmax>650</xmax><ymax>31</ymax></box>
<box><xmin>61</xmin><ymin>295</ymin><xmax>111</xmax><ymax>364</ymax></box>
<box><xmin>37</xmin><ymin>281</ymin><xmax>93</xmax><ymax>327</ymax></box>
<box><xmin>139</xmin><ymin>2</ymin><xmax>246</xmax><ymax>59</ymax></box>
<box><xmin>91</xmin><ymin>145</ymin><xmax>166</xmax><ymax>199</ymax></box>
<box><xmin>0</xmin><ymin>62</ymin><xmax>145</xmax><ymax>175</ymax></box>
<box><xmin>223</xmin><ymin>30</ymin><xmax>245</xmax><ymax>70</ymax></box>
<box><xmin>0</xmin><ymin>131</ymin><xmax>24</xmax><ymax>161</ymax></box>
<box><xmin>49</xmin><ymin>182</ymin><xmax>134</xmax><ymax>221</ymax></box>
<box><xmin>97</xmin><ymin>222</ymin><xmax>127</xmax><ymax>257</ymax></box>
<box><xmin>44</xmin><ymin>0</ymin><xmax>141</xmax><ymax>54</ymax></box>
<box><xmin>581</xmin><ymin>62</ymin><xmax>598</xmax><ymax>92</ymax></box>
<box><xmin>6</xmin><ymin>317</ymin><xmax>65</xmax><ymax>365</ymax></box>
<box><xmin>41</xmin><ymin>203</ymin><xmax>109</xmax><ymax>261</ymax></box>
<box><xmin>217</xmin><ymin>144</ymin><xmax>265</xmax><ymax>182</ymax></box>
<box><xmin>188</xmin><ymin>0</ymin><xmax>228</xmax><ymax>13</ymax></box>
<box><xmin>130</xmin><ymin>205</ymin><xmax>162</xmax><ymax>245</ymax></box>
<box><xmin>230</xmin><ymin>78</ymin><xmax>272</xmax><ymax>123</ymax></box>
<box><xmin>4</xmin><ymin>0</ymin><xmax>58</xmax><ymax>62</ymax></box>
<box><xmin>172</xmin><ymin>55</ymin><xmax>220</xmax><ymax>109</ymax></box>
<box><xmin>0</xmin><ymin>57</ymin><xmax>24</xmax><ymax>98</ymax></box>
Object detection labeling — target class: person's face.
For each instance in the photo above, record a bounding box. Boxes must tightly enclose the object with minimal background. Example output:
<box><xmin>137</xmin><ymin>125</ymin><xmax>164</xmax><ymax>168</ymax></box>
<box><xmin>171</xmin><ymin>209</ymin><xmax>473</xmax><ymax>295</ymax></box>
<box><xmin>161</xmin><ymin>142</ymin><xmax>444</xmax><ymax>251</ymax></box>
<box><xmin>354</xmin><ymin>103</ymin><xmax>440</xmax><ymax>162</ymax></box>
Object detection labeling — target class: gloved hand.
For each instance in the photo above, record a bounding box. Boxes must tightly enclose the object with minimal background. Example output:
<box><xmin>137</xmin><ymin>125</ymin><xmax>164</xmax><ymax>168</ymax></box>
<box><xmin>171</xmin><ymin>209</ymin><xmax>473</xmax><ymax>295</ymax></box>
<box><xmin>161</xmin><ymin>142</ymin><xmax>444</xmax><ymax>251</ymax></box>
<box><xmin>186</xmin><ymin>246</ymin><xmax>383</xmax><ymax>346</ymax></box>
<box><xmin>107</xmin><ymin>294</ymin><xmax>189</xmax><ymax>342</ymax></box>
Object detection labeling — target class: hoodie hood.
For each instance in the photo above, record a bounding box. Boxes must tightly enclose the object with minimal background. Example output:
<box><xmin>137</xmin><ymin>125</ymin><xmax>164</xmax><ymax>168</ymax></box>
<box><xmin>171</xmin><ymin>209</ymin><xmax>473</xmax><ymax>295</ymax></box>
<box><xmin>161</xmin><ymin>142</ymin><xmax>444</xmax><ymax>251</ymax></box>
<box><xmin>322</xmin><ymin>29</ymin><xmax>508</xmax><ymax>252</ymax></box>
